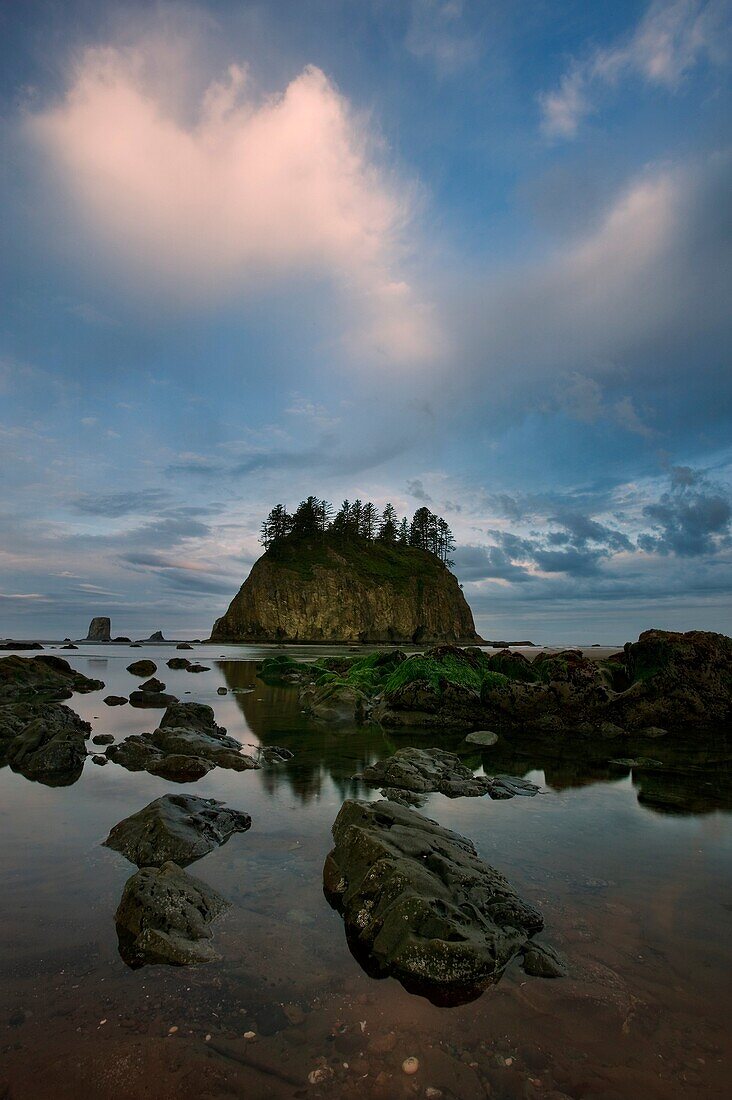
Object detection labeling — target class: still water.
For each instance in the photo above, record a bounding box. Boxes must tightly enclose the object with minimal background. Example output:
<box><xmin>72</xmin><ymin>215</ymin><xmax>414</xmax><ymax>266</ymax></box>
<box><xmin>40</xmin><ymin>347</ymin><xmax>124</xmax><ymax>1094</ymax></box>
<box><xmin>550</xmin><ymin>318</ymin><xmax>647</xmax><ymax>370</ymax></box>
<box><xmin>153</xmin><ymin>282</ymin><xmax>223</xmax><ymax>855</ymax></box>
<box><xmin>1</xmin><ymin>645</ymin><xmax>731</xmax><ymax>1098</ymax></box>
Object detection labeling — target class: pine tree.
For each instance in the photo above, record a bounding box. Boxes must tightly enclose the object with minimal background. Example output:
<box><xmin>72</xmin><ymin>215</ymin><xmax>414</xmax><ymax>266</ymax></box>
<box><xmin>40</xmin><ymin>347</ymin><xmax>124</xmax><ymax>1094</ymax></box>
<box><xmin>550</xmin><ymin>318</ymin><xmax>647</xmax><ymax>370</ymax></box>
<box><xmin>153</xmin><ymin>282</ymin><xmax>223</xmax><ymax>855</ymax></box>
<box><xmin>350</xmin><ymin>499</ymin><xmax>363</xmax><ymax>537</ymax></box>
<box><xmin>361</xmin><ymin>502</ymin><xmax>379</xmax><ymax>540</ymax></box>
<box><xmin>290</xmin><ymin>496</ymin><xmax>321</xmax><ymax>539</ymax></box>
<box><xmin>437</xmin><ymin>517</ymin><xmax>455</xmax><ymax>566</ymax></box>
<box><xmin>397</xmin><ymin>517</ymin><xmax>409</xmax><ymax>544</ymax></box>
<box><xmin>378</xmin><ymin>503</ymin><xmax>398</xmax><ymax>542</ymax></box>
<box><xmin>260</xmin><ymin>504</ymin><xmax>292</xmax><ymax>549</ymax></box>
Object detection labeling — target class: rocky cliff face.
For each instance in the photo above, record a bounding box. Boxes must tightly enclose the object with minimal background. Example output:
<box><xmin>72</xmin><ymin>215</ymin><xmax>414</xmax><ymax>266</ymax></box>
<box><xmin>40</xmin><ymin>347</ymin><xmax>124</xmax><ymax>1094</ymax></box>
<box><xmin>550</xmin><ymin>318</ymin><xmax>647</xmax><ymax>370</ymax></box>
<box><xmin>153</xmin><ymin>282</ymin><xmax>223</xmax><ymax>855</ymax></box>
<box><xmin>210</xmin><ymin>537</ymin><xmax>480</xmax><ymax>644</ymax></box>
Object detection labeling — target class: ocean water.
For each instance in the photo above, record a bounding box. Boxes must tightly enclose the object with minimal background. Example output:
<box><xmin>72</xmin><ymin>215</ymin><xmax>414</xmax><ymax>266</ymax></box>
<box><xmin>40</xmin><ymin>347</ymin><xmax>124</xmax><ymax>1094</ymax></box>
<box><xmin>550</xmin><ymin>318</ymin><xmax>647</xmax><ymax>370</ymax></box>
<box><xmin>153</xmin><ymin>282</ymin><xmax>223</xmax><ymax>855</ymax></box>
<box><xmin>0</xmin><ymin>645</ymin><xmax>730</xmax><ymax>1099</ymax></box>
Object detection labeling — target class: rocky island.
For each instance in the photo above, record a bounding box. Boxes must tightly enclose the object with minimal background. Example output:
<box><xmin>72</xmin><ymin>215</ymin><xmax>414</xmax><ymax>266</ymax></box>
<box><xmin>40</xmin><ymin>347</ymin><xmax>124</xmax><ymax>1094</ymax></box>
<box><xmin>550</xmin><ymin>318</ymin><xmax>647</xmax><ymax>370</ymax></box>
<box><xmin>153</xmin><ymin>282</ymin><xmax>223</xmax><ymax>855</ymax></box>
<box><xmin>211</xmin><ymin>496</ymin><xmax>480</xmax><ymax>644</ymax></box>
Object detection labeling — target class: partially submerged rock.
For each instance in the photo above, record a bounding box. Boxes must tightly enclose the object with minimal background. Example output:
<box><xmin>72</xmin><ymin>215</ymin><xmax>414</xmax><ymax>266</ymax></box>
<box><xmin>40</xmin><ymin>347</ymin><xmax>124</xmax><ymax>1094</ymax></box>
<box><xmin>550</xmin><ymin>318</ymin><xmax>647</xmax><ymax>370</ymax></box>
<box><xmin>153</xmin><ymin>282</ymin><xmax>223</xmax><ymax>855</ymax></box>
<box><xmin>167</xmin><ymin>657</ymin><xmax>191</xmax><ymax>670</ymax></box>
<box><xmin>104</xmin><ymin>695</ymin><xmax>128</xmax><ymax>706</ymax></box>
<box><xmin>129</xmin><ymin>690</ymin><xmax>178</xmax><ymax>709</ymax></box>
<box><xmin>3</xmin><ymin>703</ymin><xmax>90</xmax><ymax>784</ymax></box>
<box><xmin>127</xmin><ymin>659</ymin><xmax>157</xmax><ymax>678</ymax></box>
<box><xmin>115</xmin><ymin>861</ymin><xmax>229</xmax><ymax>967</ymax></box>
<box><xmin>0</xmin><ymin>656</ymin><xmax>102</xmax><ymax>785</ymax></box>
<box><xmin>324</xmin><ymin>799</ymin><xmax>546</xmax><ymax>1003</ymax></box>
<box><xmin>107</xmin><ymin>701</ymin><xmax>259</xmax><ymax>780</ymax></box>
<box><xmin>465</xmin><ymin>730</ymin><xmax>498</xmax><ymax>746</ymax></box>
<box><xmin>104</xmin><ymin>794</ymin><xmax>251</xmax><ymax>867</ymax></box>
<box><xmin>140</xmin><ymin>677</ymin><xmax>166</xmax><ymax>693</ymax></box>
<box><xmin>360</xmin><ymin>748</ymin><xmax>539</xmax><ymax>800</ymax></box>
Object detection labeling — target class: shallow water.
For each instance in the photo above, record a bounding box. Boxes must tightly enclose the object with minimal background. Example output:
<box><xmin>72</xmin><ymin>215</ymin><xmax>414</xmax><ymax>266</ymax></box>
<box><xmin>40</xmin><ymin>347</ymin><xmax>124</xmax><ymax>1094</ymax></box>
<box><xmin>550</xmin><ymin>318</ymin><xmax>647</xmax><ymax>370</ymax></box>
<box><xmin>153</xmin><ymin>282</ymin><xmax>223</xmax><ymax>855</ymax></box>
<box><xmin>1</xmin><ymin>644</ymin><xmax>731</xmax><ymax>1099</ymax></box>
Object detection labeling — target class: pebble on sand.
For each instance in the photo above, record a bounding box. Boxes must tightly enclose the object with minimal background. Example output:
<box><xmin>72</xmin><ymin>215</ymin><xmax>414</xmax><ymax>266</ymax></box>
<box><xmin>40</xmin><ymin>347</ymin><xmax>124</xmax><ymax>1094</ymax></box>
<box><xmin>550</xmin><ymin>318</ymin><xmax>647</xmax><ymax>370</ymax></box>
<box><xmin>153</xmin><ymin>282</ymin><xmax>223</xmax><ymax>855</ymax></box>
<box><xmin>402</xmin><ymin>1057</ymin><xmax>419</xmax><ymax>1075</ymax></box>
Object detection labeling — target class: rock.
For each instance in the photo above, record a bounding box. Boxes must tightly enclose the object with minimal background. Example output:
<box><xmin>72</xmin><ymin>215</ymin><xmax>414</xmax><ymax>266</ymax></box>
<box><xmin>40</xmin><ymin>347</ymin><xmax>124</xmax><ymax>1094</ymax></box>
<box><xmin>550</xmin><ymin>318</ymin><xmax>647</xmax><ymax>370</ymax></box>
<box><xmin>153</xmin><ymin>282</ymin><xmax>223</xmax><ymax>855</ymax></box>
<box><xmin>217</xmin><ymin>687</ymin><xmax>227</xmax><ymax>695</ymax></box>
<box><xmin>104</xmin><ymin>695</ymin><xmax>128</xmax><ymax>706</ymax></box>
<box><xmin>127</xmin><ymin>660</ymin><xmax>157</xmax><ymax>677</ymax></box>
<box><xmin>61</xmin><ymin>643</ymin><xmax>78</xmax><ymax>650</ymax></box>
<box><xmin>115</xmin><ymin>861</ymin><xmax>229</xmax><ymax>967</ymax></box>
<box><xmin>106</xmin><ymin>702</ymin><xmax>259</xmax><ymax>779</ymax></box>
<box><xmin>0</xmin><ymin>641</ymin><xmax>44</xmax><ymax>650</ymax></box>
<box><xmin>112</xmin><ymin>636</ymin><xmax>131</xmax><ymax>643</ymax></box>
<box><xmin>92</xmin><ymin>754</ymin><xmax>108</xmax><ymax>766</ymax></box>
<box><xmin>360</xmin><ymin>748</ymin><xmax>539</xmax><ymax>800</ymax></box>
<box><xmin>140</xmin><ymin>677</ymin><xmax>166</xmax><ymax>693</ymax></box>
<box><xmin>167</xmin><ymin>658</ymin><xmax>191</xmax><ymax>670</ymax></box>
<box><xmin>176</xmin><ymin>643</ymin><xmax>193</xmax><ymax>650</ymax></box>
<box><xmin>301</xmin><ymin>681</ymin><xmax>368</xmax><ymax>723</ymax></box>
<box><xmin>104</xmin><ymin>794</ymin><xmax>251</xmax><ymax>867</ymax></box>
<box><xmin>85</xmin><ymin>617</ymin><xmax>111</xmax><ymax>642</ymax></box>
<box><xmin>186</xmin><ymin>663</ymin><xmax>210</xmax><ymax>673</ymax></box>
<box><xmin>324</xmin><ymin>800</ymin><xmax>545</xmax><ymax>1002</ymax></box>
<box><xmin>92</xmin><ymin>733</ymin><xmax>115</xmax><ymax>745</ymax></box>
<box><xmin>210</xmin><ymin>532</ymin><xmax>481</xmax><ymax>644</ymax></box>
<box><xmin>465</xmin><ymin>730</ymin><xmax>498</xmax><ymax>746</ymax></box>
<box><xmin>136</xmin><ymin>631</ymin><xmax>166</xmax><ymax>643</ymax></box>
<box><xmin>257</xmin><ymin>745</ymin><xmax>294</xmax><ymax>764</ymax></box>
<box><xmin>520</xmin><ymin>941</ymin><xmax>568</xmax><ymax>978</ymax></box>
<box><xmin>0</xmin><ymin>655</ymin><xmax>103</xmax><ymax>704</ymax></box>
<box><xmin>128</xmin><ymin>691</ymin><xmax>178</xmax><ymax>709</ymax></box>
<box><xmin>5</xmin><ymin>703</ymin><xmax>90</xmax><ymax>782</ymax></box>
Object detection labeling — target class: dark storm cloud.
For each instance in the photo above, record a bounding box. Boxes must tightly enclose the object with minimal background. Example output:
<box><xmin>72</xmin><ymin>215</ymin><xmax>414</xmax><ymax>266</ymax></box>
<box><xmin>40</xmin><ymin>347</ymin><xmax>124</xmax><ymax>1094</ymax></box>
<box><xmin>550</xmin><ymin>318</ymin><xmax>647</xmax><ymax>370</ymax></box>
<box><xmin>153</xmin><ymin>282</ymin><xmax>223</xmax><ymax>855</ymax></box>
<box><xmin>638</xmin><ymin>467</ymin><xmax>732</xmax><ymax>557</ymax></box>
<box><xmin>546</xmin><ymin>512</ymin><xmax>633</xmax><ymax>552</ymax></box>
<box><xmin>453</xmin><ymin>544</ymin><xmax>531</xmax><ymax>582</ymax></box>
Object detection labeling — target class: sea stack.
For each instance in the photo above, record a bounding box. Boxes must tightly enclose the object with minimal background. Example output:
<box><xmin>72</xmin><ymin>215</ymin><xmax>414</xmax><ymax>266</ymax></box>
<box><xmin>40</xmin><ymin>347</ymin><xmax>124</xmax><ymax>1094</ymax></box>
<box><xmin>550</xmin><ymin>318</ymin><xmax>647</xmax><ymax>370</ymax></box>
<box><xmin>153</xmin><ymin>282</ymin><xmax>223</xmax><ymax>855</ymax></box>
<box><xmin>85</xmin><ymin>616</ymin><xmax>111</xmax><ymax>642</ymax></box>
<box><xmin>210</xmin><ymin>532</ymin><xmax>480</xmax><ymax>645</ymax></box>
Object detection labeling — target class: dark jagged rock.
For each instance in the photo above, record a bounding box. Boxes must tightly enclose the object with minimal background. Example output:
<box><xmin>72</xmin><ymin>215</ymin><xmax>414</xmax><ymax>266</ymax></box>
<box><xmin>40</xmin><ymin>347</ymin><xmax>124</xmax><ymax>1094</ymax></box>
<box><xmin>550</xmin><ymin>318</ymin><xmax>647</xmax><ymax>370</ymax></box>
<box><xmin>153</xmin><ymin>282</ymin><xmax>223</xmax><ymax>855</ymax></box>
<box><xmin>104</xmin><ymin>695</ymin><xmax>128</xmax><ymax>706</ymax></box>
<box><xmin>0</xmin><ymin>655</ymin><xmax>103</xmax><ymax>704</ymax></box>
<box><xmin>323</xmin><ymin>799</ymin><xmax>546</xmax><ymax>1003</ymax></box>
<box><xmin>127</xmin><ymin>659</ymin><xmax>157</xmax><ymax>677</ymax></box>
<box><xmin>186</xmin><ymin>663</ymin><xmax>210</xmax><ymax>673</ymax></box>
<box><xmin>115</xmin><ymin>861</ymin><xmax>229</xmax><ymax>967</ymax></box>
<box><xmin>104</xmin><ymin>794</ymin><xmax>251</xmax><ymax>867</ymax></box>
<box><xmin>4</xmin><ymin>703</ymin><xmax>90</xmax><ymax>783</ymax></box>
<box><xmin>211</xmin><ymin>533</ymin><xmax>480</xmax><ymax>645</ymax></box>
<box><xmin>140</xmin><ymin>677</ymin><xmax>166</xmax><ymax>693</ymax></box>
<box><xmin>176</xmin><ymin>642</ymin><xmax>193</xmax><ymax>650</ymax></box>
<box><xmin>138</xmin><ymin>631</ymin><xmax>166</xmax><ymax>643</ymax></box>
<box><xmin>360</xmin><ymin>748</ymin><xmax>538</xmax><ymax>800</ymax></box>
<box><xmin>85</xmin><ymin>617</ymin><xmax>111</xmax><ymax>642</ymax></box>
<box><xmin>92</xmin><ymin>733</ymin><xmax>114</xmax><ymax>745</ymax></box>
<box><xmin>92</xmin><ymin>754</ymin><xmax>108</xmax><ymax>765</ymax></box>
<box><xmin>128</xmin><ymin>690</ymin><xmax>178</xmax><ymax>709</ymax></box>
<box><xmin>106</xmin><ymin>701</ymin><xmax>259</xmax><ymax>780</ymax></box>
<box><xmin>167</xmin><ymin>657</ymin><xmax>191</xmax><ymax>669</ymax></box>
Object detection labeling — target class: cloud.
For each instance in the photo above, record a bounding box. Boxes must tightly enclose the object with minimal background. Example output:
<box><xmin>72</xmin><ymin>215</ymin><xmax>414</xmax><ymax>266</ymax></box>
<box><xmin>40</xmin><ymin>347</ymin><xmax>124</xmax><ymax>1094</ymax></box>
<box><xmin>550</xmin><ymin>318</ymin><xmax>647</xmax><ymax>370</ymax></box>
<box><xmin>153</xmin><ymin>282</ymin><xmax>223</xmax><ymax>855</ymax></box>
<box><xmin>406</xmin><ymin>477</ymin><xmax>432</xmax><ymax>502</ymax></box>
<box><xmin>456</xmin><ymin>153</ymin><xmax>732</xmax><ymax>441</ymax></box>
<box><xmin>540</xmin><ymin>0</ymin><xmax>730</xmax><ymax>138</ymax></box>
<box><xmin>405</xmin><ymin>1</ymin><xmax>481</xmax><ymax>75</ymax></box>
<box><xmin>73</xmin><ymin>489</ymin><xmax>170</xmax><ymax>517</ymax></box>
<box><xmin>639</xmin><ymin>466</ymin><xmax>732</xmax><ymax>555</ymax></box>
<box><xmin>28</xmin><ymin>40</ymin><xmax>437</xmax><ymax>362</ymax></box>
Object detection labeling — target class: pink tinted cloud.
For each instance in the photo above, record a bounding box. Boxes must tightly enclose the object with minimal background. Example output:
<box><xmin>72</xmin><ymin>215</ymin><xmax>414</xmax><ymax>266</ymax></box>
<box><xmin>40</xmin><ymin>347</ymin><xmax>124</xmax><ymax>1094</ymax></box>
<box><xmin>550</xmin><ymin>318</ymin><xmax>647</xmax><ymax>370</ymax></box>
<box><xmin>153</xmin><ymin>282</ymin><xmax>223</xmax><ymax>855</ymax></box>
<box><xmin>29</xmin><ymin>45</ymin><xmax>439</xmax><ymax>363</ymax></box>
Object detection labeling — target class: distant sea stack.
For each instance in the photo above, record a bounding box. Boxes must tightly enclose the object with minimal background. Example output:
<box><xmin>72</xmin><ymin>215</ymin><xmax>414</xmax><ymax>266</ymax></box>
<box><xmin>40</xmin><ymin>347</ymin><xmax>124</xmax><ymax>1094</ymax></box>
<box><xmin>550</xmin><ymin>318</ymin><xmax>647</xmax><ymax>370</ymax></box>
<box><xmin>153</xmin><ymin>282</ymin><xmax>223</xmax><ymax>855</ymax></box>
<box><xmin>85</xmin><ymin>616</ymin><xmax>111</xmax><ymax>642</ymax></box>
<box><xmin>210</xmin><ymin>533</ymin><xmax>481</xmax><ymax>645</ymax></box>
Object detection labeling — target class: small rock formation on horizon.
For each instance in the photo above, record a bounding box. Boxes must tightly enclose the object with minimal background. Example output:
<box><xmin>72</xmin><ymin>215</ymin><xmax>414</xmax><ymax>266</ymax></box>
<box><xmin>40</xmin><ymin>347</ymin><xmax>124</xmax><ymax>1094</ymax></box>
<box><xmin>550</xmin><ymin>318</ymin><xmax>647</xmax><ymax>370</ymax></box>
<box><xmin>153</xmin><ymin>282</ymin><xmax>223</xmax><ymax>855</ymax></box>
<box><xmin>211</xmin><ymin>531</ymin><xmax>480</xmax><ymax>645</ymax></box>
<box><xmin>85</xmin><ymin>616</ymin><xmax>111</xmax><ymax>642</ymax></box>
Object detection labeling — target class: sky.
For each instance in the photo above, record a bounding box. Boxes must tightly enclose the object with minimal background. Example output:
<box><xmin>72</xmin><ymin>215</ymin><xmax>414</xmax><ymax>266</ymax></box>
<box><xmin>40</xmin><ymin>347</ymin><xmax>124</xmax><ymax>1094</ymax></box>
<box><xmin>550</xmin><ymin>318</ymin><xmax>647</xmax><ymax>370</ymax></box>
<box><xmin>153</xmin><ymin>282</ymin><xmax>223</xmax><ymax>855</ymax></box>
<box><xmin>0</xmin><ymin>0</ymin><xmax>730</xmax><ymax>643</ymax></box>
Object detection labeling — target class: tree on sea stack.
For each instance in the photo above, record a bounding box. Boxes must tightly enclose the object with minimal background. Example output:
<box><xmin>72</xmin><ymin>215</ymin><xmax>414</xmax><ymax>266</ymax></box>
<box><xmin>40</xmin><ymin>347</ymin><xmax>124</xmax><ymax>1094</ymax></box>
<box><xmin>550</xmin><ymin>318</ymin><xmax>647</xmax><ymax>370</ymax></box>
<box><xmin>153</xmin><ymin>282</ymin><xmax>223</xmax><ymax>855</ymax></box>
<box><xmin>210</xmin><ymin>494</ymin><xmax>477</xmax><ymax>644</ymax></box>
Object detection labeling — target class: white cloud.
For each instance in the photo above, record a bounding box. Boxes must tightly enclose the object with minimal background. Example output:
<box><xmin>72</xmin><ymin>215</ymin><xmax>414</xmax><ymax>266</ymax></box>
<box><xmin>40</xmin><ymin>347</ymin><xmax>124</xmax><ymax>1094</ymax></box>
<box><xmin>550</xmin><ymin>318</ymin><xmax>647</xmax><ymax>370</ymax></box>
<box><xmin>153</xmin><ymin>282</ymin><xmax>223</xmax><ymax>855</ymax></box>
<box><xmin>29</xmin><ymin>41</ymin><xmax>438</xmax><ymax>363</ymax></box>
<box><xmin>540</xmin><ymin>0</ymin><xmax>730</xmax><ymax>138</ymax></box>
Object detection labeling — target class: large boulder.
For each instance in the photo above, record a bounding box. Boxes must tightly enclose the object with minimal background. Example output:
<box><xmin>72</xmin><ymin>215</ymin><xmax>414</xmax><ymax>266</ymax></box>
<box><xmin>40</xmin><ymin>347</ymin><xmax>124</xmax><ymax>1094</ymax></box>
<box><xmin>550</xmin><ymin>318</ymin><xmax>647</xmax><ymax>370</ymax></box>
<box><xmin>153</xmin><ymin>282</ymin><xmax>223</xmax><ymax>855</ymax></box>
<box><xmin>323</xmin><ymin>799</ymin><xmax>545</xmax><ymax>1003</ymax></box>
<box><xmin>107</xmin><ymin>701</ymin><xmax>259</xmax><ymax>780</ymax></box>
<box><xmin>3</xmin><ymin>703</ymin><xmax>90</xmax><ymax>783</ymax></box>
<box><xmin>360</xmin><ymin>747</ymin><xmax>538</xmax><ymax>800</ymax></box>
<box><xmin>104</xmin><ymin>794</ymin><xmax>251</xmax><ymax>867</ymax></box>
<box><xmin>115</xmin><ymin>861</ymin><xmax>229</xmax><ymax>967</ymax></box>
<box><xmin>85</xmin><ymin>617</ymin><xmax>111</xmax><ymax>642</ymax></box>
<box><xmin>0</xmin><ymin>654</ymin><xmax>103</xmax><ymax>704</ymax></box>
<box><xmin>127</xmin><ymin>660</ymin><xmax>157</xmax><ymax>677</ymax></box>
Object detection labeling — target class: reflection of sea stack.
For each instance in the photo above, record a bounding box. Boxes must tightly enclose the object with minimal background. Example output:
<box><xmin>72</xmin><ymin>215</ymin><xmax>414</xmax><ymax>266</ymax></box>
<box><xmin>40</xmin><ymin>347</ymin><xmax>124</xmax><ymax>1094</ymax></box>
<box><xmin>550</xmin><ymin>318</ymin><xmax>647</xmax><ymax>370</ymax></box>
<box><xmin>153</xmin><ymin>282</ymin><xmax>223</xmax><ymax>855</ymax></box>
<box><xmin>211</xmin><ymin>532</ymin><xmax>480</xmax><ymax>645</ymax></box>
<box><xmin>85</xmin><ymin>617</ymin><xmax>111</xmax><ymax>642</ymax></box>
